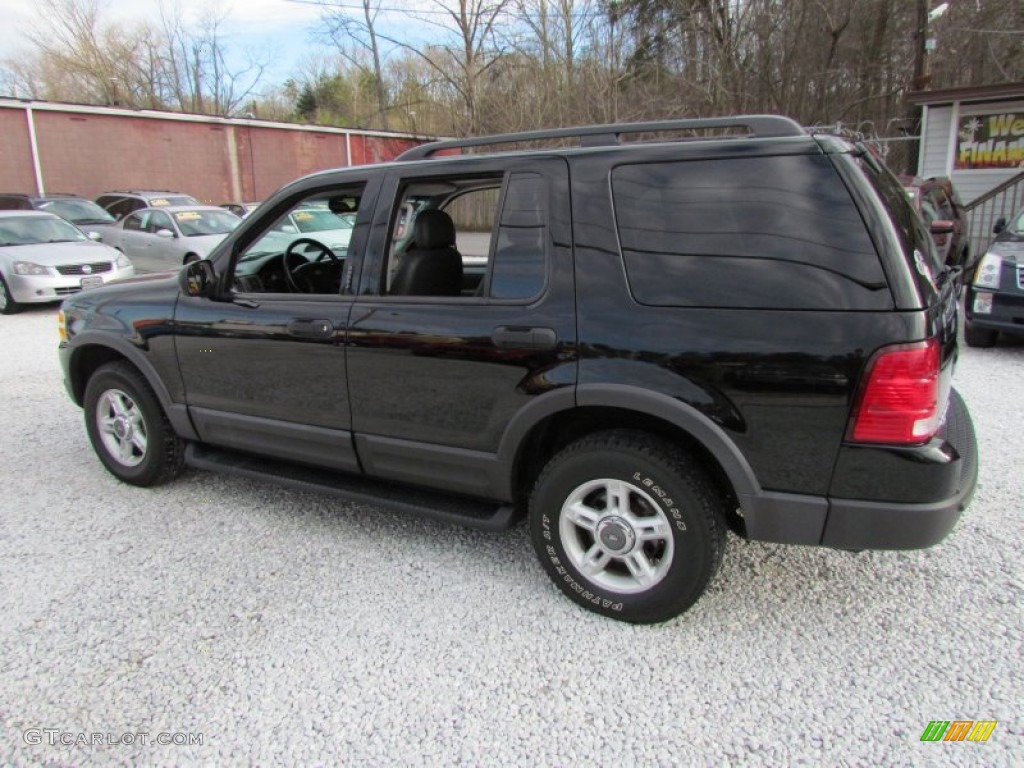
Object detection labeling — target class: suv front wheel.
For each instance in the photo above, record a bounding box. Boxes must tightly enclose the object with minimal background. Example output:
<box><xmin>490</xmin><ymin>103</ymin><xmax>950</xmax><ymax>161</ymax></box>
<box><xmin>83</xmin><ymin>362</ymin><xmax>185</xmax><ymax>486</ymax></box>
<box><xmin>529</xmin><ymin>430</ymin><xmax>726</xmax><ymax>623</ymax></box>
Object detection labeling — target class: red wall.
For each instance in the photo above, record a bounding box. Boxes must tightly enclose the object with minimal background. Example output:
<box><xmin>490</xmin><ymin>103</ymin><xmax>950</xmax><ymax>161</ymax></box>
<box><xmin>0</xmin><ymin>103</ymin><xmax>424</xmax><ymax>203</ymax></box>
<box><xmin>0</xmin><ymin>109</ymin><xmax>37</xmax><ymax>192</ymax></box>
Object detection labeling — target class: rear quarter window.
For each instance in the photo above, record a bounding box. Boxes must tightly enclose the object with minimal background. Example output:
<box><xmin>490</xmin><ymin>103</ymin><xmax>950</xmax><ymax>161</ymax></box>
<box><xmin>611</xmin><ymin>155</ymin><xmax>892</xmax><ymax>310</ymax></box>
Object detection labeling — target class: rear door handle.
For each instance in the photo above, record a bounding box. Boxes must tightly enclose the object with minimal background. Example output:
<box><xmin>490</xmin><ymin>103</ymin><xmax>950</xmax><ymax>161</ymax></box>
<box><xmin>491</xmin><ymin>325</ymin><xmax>557</xmax><ymax>351</ymax></box>
<box><xmin>287</xmin><ymin>319</ymin><xmax>334</xmax><ymax>338</ymax></box>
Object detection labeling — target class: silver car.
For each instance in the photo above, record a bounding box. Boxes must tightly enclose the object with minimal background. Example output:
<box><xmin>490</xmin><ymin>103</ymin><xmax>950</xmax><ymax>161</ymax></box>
<box><xmin>105</xmin><ymin>205</ymin><xmax>242</xmax><ymax>273</ymax></box>
<box><xmin>0</xmin><ymin>211</ymin><xmax>134</xmax><ymax>314</ymax></box>
<box><xmin>282</xmin><ymin>208</ymin><xmax>355</xmax><ymax>252</ymax></box>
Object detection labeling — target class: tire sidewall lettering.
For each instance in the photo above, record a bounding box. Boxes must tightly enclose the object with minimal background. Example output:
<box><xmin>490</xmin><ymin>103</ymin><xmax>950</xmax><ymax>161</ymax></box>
<box><xmin>633</xmin><ymin>471</ymin><xmax>687</xmax><ymax>531</ymax></box>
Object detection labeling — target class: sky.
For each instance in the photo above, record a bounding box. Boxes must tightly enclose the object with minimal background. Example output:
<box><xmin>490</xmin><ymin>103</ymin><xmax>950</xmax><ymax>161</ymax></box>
<box><xmin>1</xmin><ymin>0</ymin><xmax>363</xmax><ymax>91</ymax></box>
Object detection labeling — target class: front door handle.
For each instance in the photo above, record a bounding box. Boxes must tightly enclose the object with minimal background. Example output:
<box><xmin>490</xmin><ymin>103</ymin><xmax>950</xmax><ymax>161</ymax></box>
<box><xmin>287</xmin><ymin>319</ymin><xmax>334</xmax><ymax>338</ymax></box>
<box><xmin>491</xmin><ymin>325</ymin><xmax>557</xmax><ymax>351</ymax></box>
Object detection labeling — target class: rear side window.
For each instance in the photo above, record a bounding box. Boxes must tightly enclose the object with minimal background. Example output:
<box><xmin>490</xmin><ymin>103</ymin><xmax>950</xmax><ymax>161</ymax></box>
<box><xmin>612</xmin><ymin>155</ymin><xmax>891</xmax><ymax>310</ymax></box>
<box><xmin>489</xmin><ymin>173</ymin><xmax>547</xmax><ymax>300</ymax></box>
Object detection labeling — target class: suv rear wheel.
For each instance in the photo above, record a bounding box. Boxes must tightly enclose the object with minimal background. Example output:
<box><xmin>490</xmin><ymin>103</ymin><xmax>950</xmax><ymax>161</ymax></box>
<box><xmin>83</xmin><ymin>362</ymin><xmax>184</xmax><ymax>486</ymax></box>
<box><xmin>529</xmin><ymin>430</ymin><xmax>725</xmax><ymax>623</ymax></box>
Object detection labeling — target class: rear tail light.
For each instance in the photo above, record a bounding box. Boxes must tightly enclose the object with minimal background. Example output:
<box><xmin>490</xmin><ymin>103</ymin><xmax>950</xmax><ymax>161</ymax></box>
<box><xmin>849</xmin><ymin>339</ymin><xmax>941</xmax><ymax>444</ymax></box>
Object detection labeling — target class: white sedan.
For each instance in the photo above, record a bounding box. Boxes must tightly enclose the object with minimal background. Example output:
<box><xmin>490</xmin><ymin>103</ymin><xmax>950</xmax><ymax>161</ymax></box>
<box><xmin>0</xmin><ymin>211</ymin><xmax>134</xmax><ymax>314</ymax></box>
<box><xmin>104</xmin><ymin>205</ymin><xmax>242</xmax><ymax>273</ymax></box>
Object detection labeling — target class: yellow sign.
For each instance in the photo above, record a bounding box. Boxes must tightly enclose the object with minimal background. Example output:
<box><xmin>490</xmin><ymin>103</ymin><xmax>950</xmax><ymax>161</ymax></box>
<box><xmin>956</xmin><ymin>113</ymin><xmax>1024</xmax><ymax>169</ymax></box>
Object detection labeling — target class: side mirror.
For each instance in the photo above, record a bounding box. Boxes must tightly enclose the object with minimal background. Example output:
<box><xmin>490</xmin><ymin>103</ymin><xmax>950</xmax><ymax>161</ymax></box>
<box><xmin>87</xmin><ymin>231</ymin><xmax>102</xmax><ymax>241</ymax></box>
<box><xmin>929</xmin><ymin>219</ymin><xmax>955</xmax><ymax>236</ymax></box>
<box><xmin>178</xmin><ymin>259</ymin><xmax>216</xmax><ymax>298</ymax></box>
<box><xmin>156</xmin><ymin>228</ymin><xmax>176</xmax><ymax>239</ymax></box>
<box><xmin>993</xmin><ymin>217</ymin><xmax>1007</xmax><ymax>234</ymax></box>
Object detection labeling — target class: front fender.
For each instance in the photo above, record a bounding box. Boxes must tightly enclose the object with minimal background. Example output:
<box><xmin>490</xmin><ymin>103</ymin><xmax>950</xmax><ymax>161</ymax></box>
<box><xmin>63</xmin><ymin>331</ymin><xmax>197</xmax><ymax>441</ymax></box>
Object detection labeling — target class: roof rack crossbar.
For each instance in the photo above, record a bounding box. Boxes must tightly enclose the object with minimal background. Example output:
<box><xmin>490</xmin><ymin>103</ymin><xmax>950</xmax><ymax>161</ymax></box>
<box><xmin>396</xmin><ymin>115</ymin><xmax>804</xmax><ymax>160</ymax></box>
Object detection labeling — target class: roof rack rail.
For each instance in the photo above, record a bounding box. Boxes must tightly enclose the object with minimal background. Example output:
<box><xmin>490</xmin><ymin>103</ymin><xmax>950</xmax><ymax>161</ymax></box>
<box><xmin>396</xmin><ymin>115</ymin><xmax>804</xmax><ymax>161</ymax></box>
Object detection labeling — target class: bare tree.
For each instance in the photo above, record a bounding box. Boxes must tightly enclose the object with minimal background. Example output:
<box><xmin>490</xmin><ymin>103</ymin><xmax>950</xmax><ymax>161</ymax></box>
<box><xmin>159</xmin><ymin>2</ymin><xmax>269</xmax><ymax>115</ymax></box>
<box><xmin>3</xmin><ymin>0</ymin><xmax>269</xmax><ymax>115</ymax></box>
<box><xmin>317</xmin><ymin>0</ymin><xmax>392</xmax><ymax>128</ymax></box>
<box><xmin>388</xmin><ymin>0</ymin><xmax>512</xmax><ymax>135</ymax></box>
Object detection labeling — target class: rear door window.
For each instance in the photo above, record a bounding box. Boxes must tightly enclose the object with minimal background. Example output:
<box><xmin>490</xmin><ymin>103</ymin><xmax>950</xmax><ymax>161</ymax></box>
<box><xmin>106</xmin><ymin>198</ymin><xmax>139</xmax><ymax>219</ymax></box>
<box><xmin>611</xmin><ymin>155</ymin><xmax>890</xmax><ymax>310</ymax></box>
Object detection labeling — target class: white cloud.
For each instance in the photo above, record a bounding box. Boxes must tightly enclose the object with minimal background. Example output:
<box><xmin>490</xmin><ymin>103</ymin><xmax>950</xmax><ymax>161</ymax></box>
<box><xmin>1</xmin><ymin>0</ymin><xmax>451</xmax><ymax>90</ymax></box>
<box><xmin>1</xmin><ymin>1</ymin><xmax>325</xmax><ymax>84</ymax></box>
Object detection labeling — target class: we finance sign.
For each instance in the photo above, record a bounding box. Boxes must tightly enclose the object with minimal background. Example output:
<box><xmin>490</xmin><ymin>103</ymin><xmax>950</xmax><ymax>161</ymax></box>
<box><xmin>955</xmin><ymin>112</ymin><xmax>1024</xmax><ymax>169</ymax></box>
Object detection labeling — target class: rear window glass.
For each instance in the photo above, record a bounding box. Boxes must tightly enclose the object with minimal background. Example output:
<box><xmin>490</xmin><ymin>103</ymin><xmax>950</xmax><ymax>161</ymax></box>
<box><xmin>855</xmin><ymin>152</ymin><xmax>943</xmax><ymax>274</ymax></box>
<box><xmin>611</xmin><ymin>155</ymin><xmax>891</xmax><ymax>310</ymax></box>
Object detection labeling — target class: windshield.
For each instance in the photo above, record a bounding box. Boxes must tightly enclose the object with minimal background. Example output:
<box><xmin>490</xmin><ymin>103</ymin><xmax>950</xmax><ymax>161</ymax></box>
<box><xmin>291</xmin><ymin>209</ymin><xmax>354</xmax><ymax>233</ymax></box>
<box><xmin>40</xmin><ymin>199</ymin><xmax>115</xmax><ymax>224</ymax></box>
<box><xmin>0</xmin><ymin>215</ymin><xmax>88</xmax><ymax>245</ymax></box>
<box><xmin>173</xmin><ymin>210</ymin><xmax>241</xmax><ymax>237</ymax></box>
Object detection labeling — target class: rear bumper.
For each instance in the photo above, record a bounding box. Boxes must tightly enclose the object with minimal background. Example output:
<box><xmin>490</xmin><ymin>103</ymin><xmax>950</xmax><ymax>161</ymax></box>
<box><xmin>741</xmin><ymin>389</ymin><xmax>978</xmax><ymax>550</ymax></box>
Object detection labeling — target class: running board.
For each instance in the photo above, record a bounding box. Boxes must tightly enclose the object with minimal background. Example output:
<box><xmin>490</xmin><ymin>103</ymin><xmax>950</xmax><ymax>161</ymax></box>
<box><xmin>184</xmin><ymin>443</ymin><xmax>518</xmax><ymax>532</ymax></box>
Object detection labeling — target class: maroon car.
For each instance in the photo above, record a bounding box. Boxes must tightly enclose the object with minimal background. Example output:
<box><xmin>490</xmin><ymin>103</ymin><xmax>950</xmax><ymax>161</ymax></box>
<box><xmin>902</xmin><ymin>176</ymin><xmax>974</xmax><ymax>280</ymax></box>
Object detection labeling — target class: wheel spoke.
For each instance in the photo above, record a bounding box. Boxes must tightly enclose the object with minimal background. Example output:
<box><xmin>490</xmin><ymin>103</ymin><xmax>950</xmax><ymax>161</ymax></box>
<box><xmin>100</xmin><ymin>415</ymin><xmax>118</xmax><ymax>435</ymax></box>
<box><xmin>118</xmin><ymin>437</ymin><xmax>134</xmax><ymax>463</ymax></box>
<box><xmin>579</xmin><ymin>543</ymin><xmax>612</xmax><ymax>577</ymax></box>
<box><xmin>631</xmin><ymin>515</ymin><xmax>672</xmax><ymax>542</ymax></box>
<box><xmin>130</xmin><ymin>431</ymin><xmax>147</xmax><ymax>455</ymax></box>
<box><xmin>606</xmin><ymin>480</ymin><xmax>632</xmax><ymax>515</ymax></box>
<box><xmin>107</xmin><ymin>392</ymin><xmax>130</xmax><ymax>418</ymax></box>
<box><xmin>564</xmin><ymin>501</ymin><xmax>601</xmax><ymax>532</ymax></box>
<box><xmin>624</xmin><ymin>550</ymin><xmax>657</xmax><ymax>587</ymax></box>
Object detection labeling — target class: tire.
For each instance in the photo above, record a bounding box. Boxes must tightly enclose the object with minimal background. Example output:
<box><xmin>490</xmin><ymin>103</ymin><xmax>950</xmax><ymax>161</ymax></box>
<box><xmin>83</xmin><ymin>362</ymin><xmax>185</xmax><ymax>486</ymax></box>
<box><xmin>0</xmin><ymin>274</ymin><xmax>21</xmax><ymax>315</ymax></box>
<box><xmin>964</xmin><ymin>321</ymin><xmax>997</xmax><ymax>348</ymax></box>
<box><xmin>529</xmin><ymin>430</ymin><xmax>726</xmax><ymax>623</ymax></box>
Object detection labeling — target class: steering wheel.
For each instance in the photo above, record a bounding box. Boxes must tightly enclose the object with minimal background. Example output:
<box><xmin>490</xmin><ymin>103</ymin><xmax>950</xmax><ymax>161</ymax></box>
<box><xmin>282</xmin><ymin>237</ymin><xmax>343</xmax><ymax>293</ymax></box>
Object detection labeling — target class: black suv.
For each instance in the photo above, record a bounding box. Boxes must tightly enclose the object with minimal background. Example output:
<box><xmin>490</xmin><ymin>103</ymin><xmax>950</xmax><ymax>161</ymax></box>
<box><xmin>58</xmin><ymin>117</ymin><xmax>978</xmax><ymax>623</ymax></box>
<box><xmin>964</xmin><ymin>205</ymin><xmax>1024</xmax><ymax>347</ymax></box>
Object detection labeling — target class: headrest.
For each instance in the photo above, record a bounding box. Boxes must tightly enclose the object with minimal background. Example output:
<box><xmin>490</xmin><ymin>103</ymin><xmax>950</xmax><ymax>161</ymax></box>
<box><xmin>329</xmin><ymin>198</ymin><xmax>354</xmax><ymax>214</ymax></box>
<box><xmin>413</xmin><ymin>209</ymin><xmax>455</xmax><ymax>249</ymax></box>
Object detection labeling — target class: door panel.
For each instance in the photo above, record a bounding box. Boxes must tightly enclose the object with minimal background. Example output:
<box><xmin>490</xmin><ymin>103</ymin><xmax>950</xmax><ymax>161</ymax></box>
<box><xmin>173</xmin><ymin>176</ymin><xmax>381</xmax><ymax>472</ymax></box>
<box><xmin>347</xmin><ymin>157</ymin><xmax>576</xmax><ymax>487</ymax></box>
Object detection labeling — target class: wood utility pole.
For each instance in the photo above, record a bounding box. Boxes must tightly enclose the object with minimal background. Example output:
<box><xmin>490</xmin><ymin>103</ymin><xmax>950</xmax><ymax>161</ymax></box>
<box><xmin>911</xmin><ymin>0</ymin><xmax>931</xmax><ymax>91</ymax></box>
<box><xmin>905</xmin><ymin>0</ymin><xmax>931</xmax><ymax>174</ymax></box>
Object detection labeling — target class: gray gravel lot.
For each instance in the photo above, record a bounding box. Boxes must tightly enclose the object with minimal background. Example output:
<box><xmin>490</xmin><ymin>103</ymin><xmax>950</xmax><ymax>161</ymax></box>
<box><xmin>1</xmin><ymin>305</ymin><xmax>1021</xmax><ymax>766</ymax></box>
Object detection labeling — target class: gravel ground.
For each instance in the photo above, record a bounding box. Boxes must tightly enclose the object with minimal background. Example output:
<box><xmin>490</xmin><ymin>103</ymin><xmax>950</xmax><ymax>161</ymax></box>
<box><xmin>1</xmin><ymin>305</ymin><xmax>1021</xmax><ymax>766</ymax></box>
